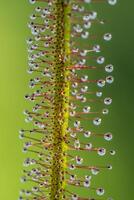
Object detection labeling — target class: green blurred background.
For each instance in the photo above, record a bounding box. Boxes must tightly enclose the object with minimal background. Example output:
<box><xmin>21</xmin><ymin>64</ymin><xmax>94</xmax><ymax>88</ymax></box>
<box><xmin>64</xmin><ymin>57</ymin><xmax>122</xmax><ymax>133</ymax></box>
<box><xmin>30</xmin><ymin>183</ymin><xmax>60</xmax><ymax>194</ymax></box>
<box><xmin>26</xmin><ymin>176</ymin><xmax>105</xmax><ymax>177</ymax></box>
<box><xmin>0</xmin><ymin>0</ymin><xmax>133</xmax><ymax>199</ymax></box>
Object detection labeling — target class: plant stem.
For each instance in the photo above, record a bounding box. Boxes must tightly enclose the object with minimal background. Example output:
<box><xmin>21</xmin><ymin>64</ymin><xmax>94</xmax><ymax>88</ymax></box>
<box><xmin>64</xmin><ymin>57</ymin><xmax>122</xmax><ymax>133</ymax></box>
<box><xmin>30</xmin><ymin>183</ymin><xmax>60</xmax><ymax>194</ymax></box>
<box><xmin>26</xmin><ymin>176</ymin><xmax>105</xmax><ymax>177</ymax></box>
<box><xmin>51</xmin><ymin>1</ymin><xmax>71</xmax><ymax>200</ymax></box>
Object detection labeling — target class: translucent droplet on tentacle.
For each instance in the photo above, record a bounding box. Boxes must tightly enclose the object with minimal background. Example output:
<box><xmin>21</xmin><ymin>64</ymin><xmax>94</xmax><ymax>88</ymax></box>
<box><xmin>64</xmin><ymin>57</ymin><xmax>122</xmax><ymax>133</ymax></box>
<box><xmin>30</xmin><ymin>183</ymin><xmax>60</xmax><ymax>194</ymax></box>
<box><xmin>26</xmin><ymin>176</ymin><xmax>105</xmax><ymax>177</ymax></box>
<box><xmin>74</xmin><ymin>140</ymin><xmax>80</xmax><ymax>149</ymax></box>
<box><xmin>70</xmin><ymin>111</ymin><xmax>76</xmax><ymax>117</ymax></box>
<box><xmin>84</xmin><ymin>21</ymin><xmax>91</xmax><ymax>29</ymax></box>
<box><xmin>96</xmin><ymin>188</ymin><xmax>105</xmax><ymax>196</ymax></box>
<box><xmin>81</xmin><ymin>75</ymin><xmax>88</xmax><ymax>82</ymax></box>
<box><xmin>72</xmin><ymin>4</ymin><xmax>79</xmax><ymax>11</ymax></box>
<box><xmin>85</xmin><ymin>143</ymin><xmax>92</xmax><ymax>150</ymax></box>
<box><xmin>108</xmin><ymin>0</ymin><xmax>117</xmax><ymax>6</ymax></box>
<box><xmin>84</xmin><ymin>131</ymin><xmax>91</xmax><ymax>138</ymax></box>
<box><xmin>35</xmin><ymin>6</ymin><xmax>41</xmax><ymax>12</ymax></box>
<box><xmin>26</xmin><ymin>38</ymin><xmax>33</xmax><ymax>44</ymax></box>
<box><xmin>32</xmin><ymin>186</ymin><xmax>39</xmax><ymax>192</ymax></box>
<box><xmin>72</xmin><ymin>82</ymin><xmax>78</xmax><ymax>88</ymax></box>
<box><xmin>78</xmin><ymin>59</ymin><xmax>86</xmax><ymax>65</ymax></box>
<box><xmin>104</xmin><ymin>97</ymin><xmax>112</xmax><ymax>105</ymax></box>
<box><xmin>83</xmin><ymin>106</ymin><xmax>91</xmax><ymax>113</ymax></box>
<box><xmin>43</xmin><ymin>8</ymin><xmax>51</xmax><ymax>15</ymax></box>
<box><xmin>71</xmin><ymin>89</ymin><xmax>78</xmax><ymax>96</ymax></box>
<box><xmin>20</xmin><ymin>176</ymin><xmax>27</xmax><ymax>183</ymax></box>
<box><xmin>104</xmin><ymin>33</ymin><xmax>112</xmax><ymax>41</ymax></box>
<box><xmin>91</xmin><ymin>168</ymin><xmax>100</xmax><ymax>175</ymax></box>
<box><xmin>70</xmin><ymin>174</ymin><xmax>76</xmax><ymax>182</ymax></box>
<box><xmin>85</xmin><ymin>175</ymin><xmax>92</xmax><ymax>181</ymax></box>
<box><xmin>107</xmin><ymin>164</ymin><xmax>113</xmax><ymax>170</ymax></box>
<box><xmin>106</xmin><ymin>75</ymin><xmax>114</xmax><ymax>84</ymax></box>
<box><xmin>96</xmin><ymin>91</ymin><xmax>103</xmax><ymax>97</ymax></box>
<box><xmin>93</xmin><ymin>44</ymin><xmax>101</xmax><ymax>53</ymax></box>
<box><xmin>107</xmin><ymin>198</ymin><xmax>114</xmax><ymax>200</ymax></box>
<box><xmin>97</xmin><ymin>148</ymin><xmax>106</xmax><ymax>156</ymax></box>
<box><xmin>83</xmin><ymin>180</ymin><xmax>91</xmax><ymax>187</ymax></box>
<box><xmin>73</xmin><ymin>24</ymin><xmax>83</xmax><ymax>33</ymax></box>
<box><xmin>78</xmin><ymin>6</ymin><xmax>85</xmax><ymax>12</ymax></box>
<box><xmin>75</xmin><ymin>156</ymin><xmax>83</xmax><ymax>164</ymax></box>
<box><xmin>97</xmin><ymin>79</ymin><xmax>105</xmax><ymax>87</ymax></box>
<box><xmin>30</xmin><ymin>14</ymin><xmax>36</xmax><ymax>20</ymax></box>
<box><xmin>93</xmin><ymin>118</ymin><xmax>102</xmax><ymax>126</ymax></box>
<box><xmin>81</xmin><ymin>85</ymin><xmax>88</xmax><ymax>93</ymax></box>
<box><xmin>69</xmin><ymin>164</ymin><xmax>76</xmax><ymax>170</ymax></box>
<box><xmin>80</xmin><ymin>50</ymin><xmax>88</xmax><ymax>57</ymax></box>
<box><xmin>23</xmin><ymin>158</ymin><xmax>31</xmax><ymax>167</ymax></box>
<box><xmin>29</xmin><ymin>0</ymin><xmax>36</xmax><ymax>5</ymax></box>
<box><xmin>81</xmin><ymin>31</ymin><xmax>89</xmax><ymax>39</ymax></box>
<box><xmin>105</xmin><ymin>64</ymin><xmax>114</xmax><ymax>73</ymax></box>
<box><xmin>81</xmin><ymin>96</ymin><xmax>87</xmax><ymax>102</ymax></box>
<box><xmin>110</xmin><ymin>150</ymin><xmax>116</xmax><ymax>155</ymax></box>
<box><xmin>83</xmin><ymin>15</ymin><xmax>91</xmax><ymax>22</ymax></box>
<box><xmin>104</xmin><ymin>133</ymin><xmax>113</xmax><ymax>141</ymax></box>
<box><xmin>102</xmin><ymin>108</ymin><xmax>109</xmax><ymax>115</ymax></box>
<box><xmin>70</xmin><ymin>102</ymin><xmax>77</xmax><ymax>110</ymax></box>
<box><xmin>71</xmin><ymin>194</ymin><xmax>78</xmax><ymax>200</ymax></box>
<box><xmin>97</xmin><ymin>56</ymin><xmax>105</xmax><ymax>64</ymax></box>
<box><xmin>84</xmin><ymin>0</ymin><xmax>92</xmax><ymax>3</ymax></box>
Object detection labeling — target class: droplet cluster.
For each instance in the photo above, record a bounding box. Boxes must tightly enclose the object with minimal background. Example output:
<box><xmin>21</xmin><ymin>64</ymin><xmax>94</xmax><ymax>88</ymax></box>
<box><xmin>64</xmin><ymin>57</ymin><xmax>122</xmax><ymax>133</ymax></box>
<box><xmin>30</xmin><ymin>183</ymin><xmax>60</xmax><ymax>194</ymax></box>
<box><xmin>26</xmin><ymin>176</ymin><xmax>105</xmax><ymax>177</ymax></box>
<box><xmin>19</xmin><ymin>0</ymin><xmax>117</xmax><ymax>200</ymax></box>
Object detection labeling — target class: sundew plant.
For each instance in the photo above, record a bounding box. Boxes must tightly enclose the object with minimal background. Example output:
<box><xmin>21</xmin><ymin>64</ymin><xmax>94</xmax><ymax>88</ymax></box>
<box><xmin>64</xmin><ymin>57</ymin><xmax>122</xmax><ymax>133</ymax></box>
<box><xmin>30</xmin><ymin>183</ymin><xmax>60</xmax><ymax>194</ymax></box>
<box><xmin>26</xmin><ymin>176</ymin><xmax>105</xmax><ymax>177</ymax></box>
<box><xmin>19</xmin><ymin>0</ymin><xmax>117</xmax><ymax>200</ymax></box>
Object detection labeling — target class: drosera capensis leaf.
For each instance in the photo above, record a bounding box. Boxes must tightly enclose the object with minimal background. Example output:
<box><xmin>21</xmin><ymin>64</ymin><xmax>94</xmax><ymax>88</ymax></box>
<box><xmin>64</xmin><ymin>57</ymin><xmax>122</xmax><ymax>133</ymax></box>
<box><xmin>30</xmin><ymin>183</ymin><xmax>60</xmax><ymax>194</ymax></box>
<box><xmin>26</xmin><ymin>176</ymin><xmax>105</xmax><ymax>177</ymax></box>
<box><xmin>19</xmin><ymin>0</ymin><xmax>117</xmax><ymax>200</ymax></box>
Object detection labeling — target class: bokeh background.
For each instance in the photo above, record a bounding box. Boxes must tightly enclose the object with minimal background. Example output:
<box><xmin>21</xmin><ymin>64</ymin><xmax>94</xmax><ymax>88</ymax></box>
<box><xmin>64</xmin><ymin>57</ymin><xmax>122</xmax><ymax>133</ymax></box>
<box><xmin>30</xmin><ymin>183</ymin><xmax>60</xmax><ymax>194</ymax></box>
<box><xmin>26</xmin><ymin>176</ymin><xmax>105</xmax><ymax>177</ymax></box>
<box><xmin>0</xmin><ymin>0</ymin><xmax>133</xmax><ymax>199</ymax></box>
